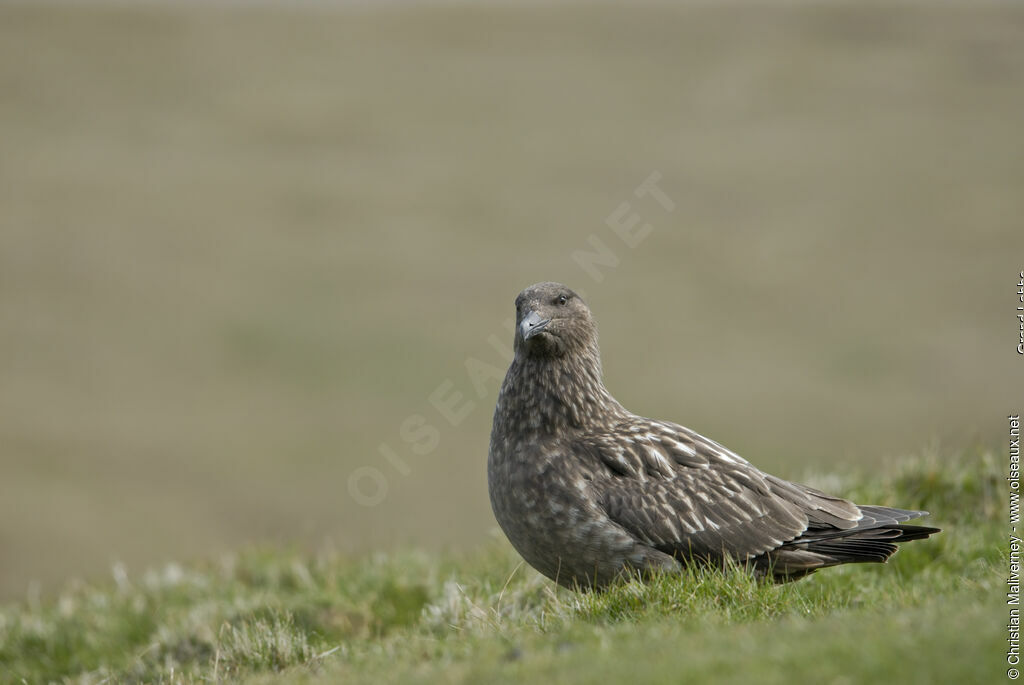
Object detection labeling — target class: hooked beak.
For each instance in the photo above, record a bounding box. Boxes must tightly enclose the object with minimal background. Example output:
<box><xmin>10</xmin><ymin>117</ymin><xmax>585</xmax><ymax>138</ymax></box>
<box><xmin>519</xmin><ymin>310</ymin><xmax>550</xmax><ymax>340</ymax></box>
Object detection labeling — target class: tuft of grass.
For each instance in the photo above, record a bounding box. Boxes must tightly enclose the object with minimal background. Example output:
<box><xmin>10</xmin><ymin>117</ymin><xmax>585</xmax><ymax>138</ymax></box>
<box><xmin>213</xmin><ymin>612</ymin><xmax>320</xmax><ymax>678</ymax></box>
<box><xmin>0</xmin><ymin>449</ymin><xmax>1004</xmax><ymax>684</ymax></box>
<box><xmin>566</xmin><ymin>560</ymin><xmax>809</xmax><ymax>625</ymax></box>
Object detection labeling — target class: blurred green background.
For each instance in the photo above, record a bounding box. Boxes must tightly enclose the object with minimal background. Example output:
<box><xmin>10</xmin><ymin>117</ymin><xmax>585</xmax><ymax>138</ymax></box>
<box><xmin>1</xmin><ymin>1</ymin><xmax>1021</xmax><ymax>599</ymax></box>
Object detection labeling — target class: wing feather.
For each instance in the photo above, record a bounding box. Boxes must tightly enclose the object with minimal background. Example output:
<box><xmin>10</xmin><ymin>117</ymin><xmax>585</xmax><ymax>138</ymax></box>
<box><xmin>577</xmin><ymin>417</ymin><xmax>864</xmax><ymax>562</ymax></box>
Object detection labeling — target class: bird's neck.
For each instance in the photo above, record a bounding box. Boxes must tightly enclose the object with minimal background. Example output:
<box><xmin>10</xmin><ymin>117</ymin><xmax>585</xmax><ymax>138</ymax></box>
<box><xmin>495</xmin><ymin>349</ymin><xmax>625</xmax><ymax>439</ymax></box>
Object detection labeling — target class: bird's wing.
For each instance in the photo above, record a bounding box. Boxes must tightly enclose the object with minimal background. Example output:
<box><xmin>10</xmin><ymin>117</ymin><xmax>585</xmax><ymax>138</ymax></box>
<box><xmin>577</xmin><ymin>418</ymin><xmax>863</xmax><ymax>561</ymax></box>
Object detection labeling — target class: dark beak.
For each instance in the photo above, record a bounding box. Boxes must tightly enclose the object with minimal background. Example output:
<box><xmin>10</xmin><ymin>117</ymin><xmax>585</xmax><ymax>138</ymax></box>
<box><xmin>519</xmin><ymin>310</ymin><xmax>550</xmax><ymax>340</ymax></box>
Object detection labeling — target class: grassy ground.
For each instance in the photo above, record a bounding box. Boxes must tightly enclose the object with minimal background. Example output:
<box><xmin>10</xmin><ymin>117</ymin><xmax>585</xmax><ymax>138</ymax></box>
<box><xmin>0</xmin><ymin>450</ymin><xmax>1003</xmax><ymax>683</ymax></box>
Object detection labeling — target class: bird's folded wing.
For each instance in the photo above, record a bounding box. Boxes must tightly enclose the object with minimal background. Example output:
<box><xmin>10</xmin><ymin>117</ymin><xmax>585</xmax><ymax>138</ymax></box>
<box><xmin>577</xmin><ymin>420</ymin><xmax>862</xmax><ymax>561</ymax></box>
<box><xmin>595</xmin><ymin>471</ymin><xmax>810</xmax><ymax>561</ymax></box>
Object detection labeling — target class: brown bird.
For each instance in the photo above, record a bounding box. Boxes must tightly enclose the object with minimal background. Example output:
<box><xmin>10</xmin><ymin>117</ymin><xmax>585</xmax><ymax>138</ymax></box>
<box><xmin>488</xmin><ymin>282</ymin><xmax>939</xmax><ymax>590</ymax></box>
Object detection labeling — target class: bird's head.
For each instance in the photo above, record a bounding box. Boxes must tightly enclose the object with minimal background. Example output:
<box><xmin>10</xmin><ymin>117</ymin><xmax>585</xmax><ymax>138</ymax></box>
<box><xmin>513</xmin><ymin>282</ymin><xmax>597</xmax><ymax>359</ymax></box>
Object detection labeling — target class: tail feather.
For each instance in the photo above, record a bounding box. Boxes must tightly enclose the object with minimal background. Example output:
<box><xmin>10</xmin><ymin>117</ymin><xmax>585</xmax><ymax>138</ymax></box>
<box><xmin>762</xmin><ymin>505</ymin><xmax>940</xmax><ymax>580</ymax></box>
<box><xmin>805</xmin><ymin>538</ymin><xmax>898</xmax><ymax>564</ymax></box>
<box><xmin>884</xmin><ymin>523</ymin><xmax>941</xmax><ymax>543</ymax></box>
<box><xmin>856</xmin><ymin>505</ymin><xmax>931</xmax><ymax>526</ymax></box>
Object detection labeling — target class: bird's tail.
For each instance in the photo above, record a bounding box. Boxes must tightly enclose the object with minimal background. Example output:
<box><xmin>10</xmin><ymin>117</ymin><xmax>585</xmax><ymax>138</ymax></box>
<box><xmin>762</xmin><ymin>506</ymin><xmax>940</xmax><ymax>581</ymax></box>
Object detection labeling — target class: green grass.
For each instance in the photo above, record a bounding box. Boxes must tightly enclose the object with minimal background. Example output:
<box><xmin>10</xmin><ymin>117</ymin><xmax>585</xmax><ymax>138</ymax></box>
<box><xmin>0</xmin><ymin>450</ymin><xmax>1003</xmax><ymax>683</ymax></box>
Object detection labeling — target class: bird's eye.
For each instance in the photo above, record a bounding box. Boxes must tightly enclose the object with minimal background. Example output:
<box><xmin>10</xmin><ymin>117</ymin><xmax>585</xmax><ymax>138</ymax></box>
<box><xmin>557</xmin><ymin>295</ymin><xmax>568</xmax><ymax>306</ymax></box>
